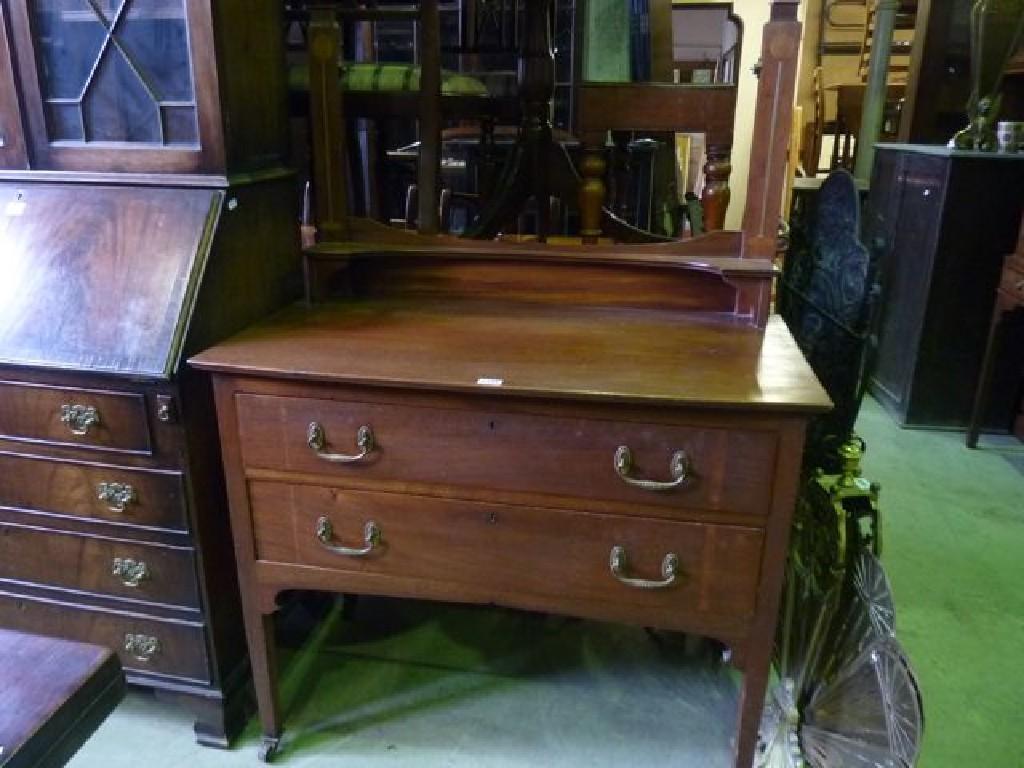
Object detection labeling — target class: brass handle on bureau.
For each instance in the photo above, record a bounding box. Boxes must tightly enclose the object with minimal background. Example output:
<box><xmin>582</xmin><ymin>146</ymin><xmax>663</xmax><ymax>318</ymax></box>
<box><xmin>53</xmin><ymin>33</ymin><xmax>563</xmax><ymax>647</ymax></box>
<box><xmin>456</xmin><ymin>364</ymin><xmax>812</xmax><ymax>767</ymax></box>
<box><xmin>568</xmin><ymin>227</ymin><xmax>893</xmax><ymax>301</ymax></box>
<box><xmin>97</xmin><ymin>482</ymin><xmax>136</xmax><ymax>513</ymax></box>
<box><xmin>123</xmin><ymin>633</ymin><xmax>160</xmax><ymax>662</ymax></box>
<box><xmin>59</xmin><ymin>404</ymin><xmax>100</xmax><ymax>436</ymax></box>
<box><xmin>315</xmin><ymin>517</ymin><xmax>381</xmax><ymax>557</ymax></box>
<box><xmin>613</xmin><ymin>446</ymin><xmax>690</xmax><ymax>491</ymax></box>
<box><xmin>307</xmin><ymin>422</ymin><xmax>375</xmax><ymax>463</ymax></box>
<box><xmin>112</xmin><ymin>557</ymin><xmax>150</xmax><ymax>587</ymax></box>
<box><xmin>609</xmin><ymin>546</ymin><xmax>680</xmax><ymax>589</ymax></box>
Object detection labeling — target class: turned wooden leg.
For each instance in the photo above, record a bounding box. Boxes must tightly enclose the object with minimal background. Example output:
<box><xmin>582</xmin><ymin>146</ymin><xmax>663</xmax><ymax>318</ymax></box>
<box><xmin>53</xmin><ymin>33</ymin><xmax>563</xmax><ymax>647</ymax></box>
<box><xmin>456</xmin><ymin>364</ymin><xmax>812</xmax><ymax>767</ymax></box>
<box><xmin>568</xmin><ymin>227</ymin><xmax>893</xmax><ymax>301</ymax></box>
<box><xmin>578</xmin><ymin>140</ymin><xmax>607</xmax><ymax>244</ymax></box>
<box><xmin>702</xmin><ymin>144</ymin><xmax>732</xmax><ymax>231</ymax></box>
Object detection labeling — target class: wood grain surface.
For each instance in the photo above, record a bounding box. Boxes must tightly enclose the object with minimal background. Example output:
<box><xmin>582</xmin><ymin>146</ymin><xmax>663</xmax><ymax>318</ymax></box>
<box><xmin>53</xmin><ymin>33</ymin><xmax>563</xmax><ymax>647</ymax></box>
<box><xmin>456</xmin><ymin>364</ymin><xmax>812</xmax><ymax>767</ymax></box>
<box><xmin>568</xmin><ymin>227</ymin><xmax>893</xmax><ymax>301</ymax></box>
<box><xmin>249</xmin><ymin>481</ymin><xmax>765</xmax><ymax>633</ymax></box>
<box><xmin>0</xmin><ymin>628</ymin><xmax>123</xmax><ymax>768</ymax></box>
<box><xmin>193</xmin><ymin>302</ymin><xmax>830</xmax><ymax>412</ymax></box>
<box><xmin>0</xmin><ymin>381</ymin><xmax>152</xmax><ymax>455</ymax></box>
<box><xmin>0</xmin><ymin>521</ymin><xmax>199</xmax><ymax>608</ymax></box>
<box><xmin>0</xmin><ymin>451</ymin><xmax>188</xmax><ymax>532</ymax></box>
<box><xmin>0</xmin><ymin>183</ymin><xmax>221</xmax><ymax>377</ymax></box>
<box><xmin>236</xmin><ymin>391</ymin><xmax>779</xmax><ymax>517</ymax></box>
<box><xmin>0</xmin><ymin>591</ymin><xmax>210</xmax><ymax>683</ymax></box>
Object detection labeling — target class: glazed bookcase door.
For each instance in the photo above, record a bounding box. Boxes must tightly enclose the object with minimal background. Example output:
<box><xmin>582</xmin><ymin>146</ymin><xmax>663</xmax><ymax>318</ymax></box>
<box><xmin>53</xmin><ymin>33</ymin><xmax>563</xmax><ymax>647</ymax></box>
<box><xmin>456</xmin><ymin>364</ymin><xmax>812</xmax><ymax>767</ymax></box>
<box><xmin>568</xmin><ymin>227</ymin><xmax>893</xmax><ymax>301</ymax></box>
<box><xmin>0</xmin><ymin>3</ymin><xmax>29</xmax><ymax>168</ymax></box>
<box><xmin>5</xmin><ymin>0</ymin><xmax>224</xmax><ymax>174</ymax></box>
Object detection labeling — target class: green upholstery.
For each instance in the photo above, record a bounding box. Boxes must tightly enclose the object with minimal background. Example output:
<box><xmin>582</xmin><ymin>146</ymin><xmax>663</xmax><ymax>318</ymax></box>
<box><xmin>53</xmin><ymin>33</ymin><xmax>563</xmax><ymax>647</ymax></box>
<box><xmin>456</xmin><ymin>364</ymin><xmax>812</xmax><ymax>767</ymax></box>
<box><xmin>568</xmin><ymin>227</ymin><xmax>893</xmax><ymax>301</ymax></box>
<box><xmin>289</xmin><ymin>62</ymin><xmax>489</xmax><ymax>96</ymax></box>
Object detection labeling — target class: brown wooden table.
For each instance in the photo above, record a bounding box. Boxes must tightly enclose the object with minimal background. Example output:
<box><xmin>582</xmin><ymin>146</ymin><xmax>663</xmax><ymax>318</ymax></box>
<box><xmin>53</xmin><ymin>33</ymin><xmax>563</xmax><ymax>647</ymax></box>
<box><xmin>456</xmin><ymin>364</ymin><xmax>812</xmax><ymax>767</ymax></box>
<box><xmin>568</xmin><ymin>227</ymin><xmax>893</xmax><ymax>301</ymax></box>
<box><xmin>0</xmin><ymin>628</ymin><xmax>124</xmax><ymax>768</ymax></box>
<box><xmin>192</xmin><ymin>244</ymin><xmax>830</xmax><ymax>766</ymax></box>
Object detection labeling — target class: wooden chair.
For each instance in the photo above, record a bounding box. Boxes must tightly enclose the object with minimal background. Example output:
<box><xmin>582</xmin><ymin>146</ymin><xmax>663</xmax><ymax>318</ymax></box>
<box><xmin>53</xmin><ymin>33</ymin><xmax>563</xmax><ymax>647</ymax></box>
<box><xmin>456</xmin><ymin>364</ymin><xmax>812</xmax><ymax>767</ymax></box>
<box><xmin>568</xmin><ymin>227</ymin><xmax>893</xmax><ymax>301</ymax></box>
<box><xmin>575</xmin><ymin>83</ymin><xmax>739</xmax><ymax>239</ymax></box>
<box><xmin>296</xmin><ymin>1</ymin><xmax>442</xmax><ymax>236</ymax></box>
<box><xmin>303</xmin><ymin>0</ymin><xmax>801</xmax><ymax>267</ymax></box>
<box><xmin>293</xmin><ymin>1</ymin><xmax>522</xmax><ymax>236</ymax></box>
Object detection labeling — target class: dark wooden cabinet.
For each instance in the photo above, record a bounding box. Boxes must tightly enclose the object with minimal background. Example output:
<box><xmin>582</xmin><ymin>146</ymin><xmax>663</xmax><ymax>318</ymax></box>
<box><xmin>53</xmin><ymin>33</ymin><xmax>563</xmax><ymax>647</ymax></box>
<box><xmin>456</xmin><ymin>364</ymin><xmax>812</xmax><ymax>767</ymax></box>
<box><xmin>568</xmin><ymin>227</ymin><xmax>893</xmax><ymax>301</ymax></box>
<box><xmin>0</xmin><ymin>0</ymin><xmax>287</xmax><ymax>175</ymax></box>
<box><xmin>865</xmin><ymin>144</ymin><xmax>1024</xmax><ymax>428</ymax></box>
<box><xmin>0</xmin><ymin>0</ymin><xmax>301</xmax><ymax>747</ymax></box>
<box><xmin>0</xmin><ymin>180</ymin><xmax>300</xmax><ymax>745</ymax></box>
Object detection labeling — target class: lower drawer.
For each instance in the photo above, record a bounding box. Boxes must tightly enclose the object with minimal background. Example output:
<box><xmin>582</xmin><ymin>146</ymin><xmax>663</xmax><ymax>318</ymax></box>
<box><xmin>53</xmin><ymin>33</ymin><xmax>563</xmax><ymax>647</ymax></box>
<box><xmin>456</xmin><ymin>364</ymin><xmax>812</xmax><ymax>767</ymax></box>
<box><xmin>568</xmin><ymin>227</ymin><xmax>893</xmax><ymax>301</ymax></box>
<box><xmin>250</xmin><ymin>481</ymin><xmax>764</xmax><ymax>627</ymax></box>
<box><xmin>0</xmin><ymin>590</ymin><xmax>210</xmax><ymax>683</ymax></box>
<box><xmin>0</xmin><ymin>522</ymin><xmax>199</xmax><ymax>608</ymax></box>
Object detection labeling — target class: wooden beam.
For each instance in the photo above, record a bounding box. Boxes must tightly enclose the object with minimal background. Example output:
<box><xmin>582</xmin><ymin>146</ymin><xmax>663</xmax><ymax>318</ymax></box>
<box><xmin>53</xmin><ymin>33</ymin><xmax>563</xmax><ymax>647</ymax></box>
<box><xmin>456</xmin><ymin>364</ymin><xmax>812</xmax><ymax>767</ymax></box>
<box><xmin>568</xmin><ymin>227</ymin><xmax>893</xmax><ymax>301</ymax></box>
<box><xmin>741</xmin><ymin>0</ymin><xmax>802</xmax><ymax>260</ymax></box>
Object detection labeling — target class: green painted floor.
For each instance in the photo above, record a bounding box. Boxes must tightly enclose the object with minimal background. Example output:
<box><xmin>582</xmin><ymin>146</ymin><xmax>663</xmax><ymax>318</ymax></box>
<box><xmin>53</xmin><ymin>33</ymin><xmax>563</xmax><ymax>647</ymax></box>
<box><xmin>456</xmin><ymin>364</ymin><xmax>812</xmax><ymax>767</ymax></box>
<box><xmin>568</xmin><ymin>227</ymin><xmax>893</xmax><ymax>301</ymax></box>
<box><xmin>67</xmin><ymin>396</ymin><xmax>1024</xmax><ymax>768</ymax></box>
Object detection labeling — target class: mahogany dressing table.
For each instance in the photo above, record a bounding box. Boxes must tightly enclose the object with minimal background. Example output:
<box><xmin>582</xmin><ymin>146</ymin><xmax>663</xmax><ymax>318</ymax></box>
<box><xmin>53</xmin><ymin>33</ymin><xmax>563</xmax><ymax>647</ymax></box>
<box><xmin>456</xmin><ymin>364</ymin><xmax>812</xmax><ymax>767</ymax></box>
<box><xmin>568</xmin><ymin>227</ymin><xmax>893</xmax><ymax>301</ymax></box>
<box><xmin>191</xmin><ymin>245</ymin><xmax>831</xmax><ymax>767</ymax></box>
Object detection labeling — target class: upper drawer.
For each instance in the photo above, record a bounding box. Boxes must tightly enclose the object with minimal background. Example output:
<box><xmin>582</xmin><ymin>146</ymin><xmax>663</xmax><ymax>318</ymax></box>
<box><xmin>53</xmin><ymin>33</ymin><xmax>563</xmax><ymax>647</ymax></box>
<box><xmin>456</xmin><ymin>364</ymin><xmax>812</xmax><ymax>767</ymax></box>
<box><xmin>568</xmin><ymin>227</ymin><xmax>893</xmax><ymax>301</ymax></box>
<box><xmin>0</xmin><ymin>381</ymin><xmax>152</xmax><ymax>455</ymax></box>
<box><xmin>236</xmin><ymin>394</ymin><xmax>778</xmax><ymax>517</ymax></box>
<box><xmin>0</xmin><ymin>452</ymin><xmax>187</xmax><ymax>533</ymax></box>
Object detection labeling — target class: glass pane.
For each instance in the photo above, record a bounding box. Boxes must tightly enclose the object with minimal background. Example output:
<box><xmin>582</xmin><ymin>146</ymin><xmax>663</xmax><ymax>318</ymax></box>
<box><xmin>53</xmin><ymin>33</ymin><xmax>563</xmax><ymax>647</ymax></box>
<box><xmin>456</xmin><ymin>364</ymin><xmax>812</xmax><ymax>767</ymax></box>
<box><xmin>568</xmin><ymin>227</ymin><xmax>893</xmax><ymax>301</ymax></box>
<box><xmin>45</xmin><ymin>101</ymin><xmax>85</xmax><ymax>140</ymax></box>
<box><xmin>119</xmin><ymin>0</ymin><xmax>194</xmax><ymax>102</ymax></box>
<box><xmin>83</xmin><ymin>44</ymin><xmax>161</xmax><ymax>141</ymax></box>
<box><xmin>32</xmin><ymin>0</ymin><xmax>107</xmax><ymax>99</ymax></box>
<box><xmin>31</xmin><ymin>0</ymin><xmax>197</xmax><ymax>147</ymax></box>
<box><xmin>162</xmin><ymin>104</ymin><xmax>197</xmax><ymax>144</ymax></box>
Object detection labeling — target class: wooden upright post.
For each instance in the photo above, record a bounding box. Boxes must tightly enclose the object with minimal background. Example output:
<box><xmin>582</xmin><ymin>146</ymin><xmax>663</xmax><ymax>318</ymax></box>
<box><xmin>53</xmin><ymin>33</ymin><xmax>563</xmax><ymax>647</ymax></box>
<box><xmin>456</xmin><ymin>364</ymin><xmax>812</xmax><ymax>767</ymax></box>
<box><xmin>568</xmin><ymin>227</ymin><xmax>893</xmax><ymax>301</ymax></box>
<box><xmin>417</xmin><ymin>0</ymin><xmax>442</xmax><ymax>234</ymax></box>
<box><xmin>854</xmin><ymin>0</ymin><xmax>898</xmax><ymax>180</ymax></box>
<box><xmin>308</xmin><ymin>6</ymin><xmax>350</xmax><ymax>241</ymax></box>
<box><xmin>702</xmin><ymin>144</ymin><xmax>733</xmax><ymax>231</ymax></box>
<box><xmin>741</xmin><ymin>0</ymin><xmax>802</xmax><ymax>259</ymax></box>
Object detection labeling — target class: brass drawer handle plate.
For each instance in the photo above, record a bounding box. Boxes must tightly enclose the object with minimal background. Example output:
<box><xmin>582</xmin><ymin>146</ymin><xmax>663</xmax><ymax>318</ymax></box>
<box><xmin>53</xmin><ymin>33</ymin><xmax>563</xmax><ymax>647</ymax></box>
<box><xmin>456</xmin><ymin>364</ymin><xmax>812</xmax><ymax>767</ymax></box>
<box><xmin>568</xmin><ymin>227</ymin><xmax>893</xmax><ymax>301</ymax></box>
<box><xmin>59</xmin><ymin>404</ymin><xmax>100</xmax><ymax>436</ymax></box>
<box><xmin>307</xmin><ymin>422</ymin><xmax>375</xmax><ymax>463</ymax></box>
<box><xmin>97</xmin><ymin>482</ymin><xmax>137</xmax><ymax>513</ymax></box>
<box><xmin>315</xmin><ymin>517</ymin><xmax>381</xmax><ymax>557</ymax></box>
<box><xmin>609</xmin><ymin>545</ymin><xmax>680</xmax><ymax>590</ymax></box>
<box><xmin>614</xmin><ymin>445</ymin><xmax>690</xmax><ymax>491</ymax></box>
<box><xmin>123</xmin><ymin>633</ymin><xmax>160</xmax><ymax>663</ymax></box>
<box><xmin>112</xmin><ymin>557</ymin><xmax>150</xmax><ymax>587</ymax></box>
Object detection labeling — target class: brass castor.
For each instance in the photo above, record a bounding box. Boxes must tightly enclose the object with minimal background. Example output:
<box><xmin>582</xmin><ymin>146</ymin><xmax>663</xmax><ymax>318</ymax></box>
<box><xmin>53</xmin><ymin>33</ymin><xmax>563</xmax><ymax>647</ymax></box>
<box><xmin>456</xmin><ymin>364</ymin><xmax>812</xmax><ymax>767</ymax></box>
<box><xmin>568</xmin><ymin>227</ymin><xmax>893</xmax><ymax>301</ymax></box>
<box><xmin>258</xmin><ymin>736</ymin><xmax>281</xmax><ymax>763</ymax></box>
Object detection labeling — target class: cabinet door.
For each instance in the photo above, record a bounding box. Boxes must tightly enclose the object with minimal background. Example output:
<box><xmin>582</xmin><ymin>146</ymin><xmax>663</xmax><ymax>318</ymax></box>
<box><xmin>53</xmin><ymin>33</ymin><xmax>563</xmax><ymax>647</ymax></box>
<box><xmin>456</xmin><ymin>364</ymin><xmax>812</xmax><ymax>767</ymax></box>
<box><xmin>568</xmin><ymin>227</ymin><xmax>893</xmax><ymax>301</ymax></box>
<box><xmin>0</xmin><ymin>4</ymin><xmax>29</xmax><ymax>168</ymax></box>
<box><xmin>5</xmin><ymin>0</ymin><xmax>224</xmax><ymax>174</ymax></box>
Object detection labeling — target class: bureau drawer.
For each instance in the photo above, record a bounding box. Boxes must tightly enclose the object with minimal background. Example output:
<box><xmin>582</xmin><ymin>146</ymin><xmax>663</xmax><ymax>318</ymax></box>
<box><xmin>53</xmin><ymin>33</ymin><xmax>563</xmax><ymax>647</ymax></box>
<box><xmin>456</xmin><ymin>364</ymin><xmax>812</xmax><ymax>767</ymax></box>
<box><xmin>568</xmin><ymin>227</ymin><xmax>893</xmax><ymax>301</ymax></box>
<box><xmin>0</xmin><ymin>522</ymin><xmax>199</xmax><ymax>608</ymax></box>
<box><xmin>237</xmin><ymin>394</ymin><xmax>778</xmax><ymax>517</ymax></box>
<box><xmin>0</xmin><ymin>590</ymin><xmax>210</xmax><ymax>683</ymax></box>
<box><xmin>0</xmin><ymin>452</ymin><xmax>188</xmax><ymax>532</ymax></box>
<box><xmin>0</xmin><ymin>381</ymin><xmax>152</xmax><ymax>455</ymax></box>
<box><xmin>251</xmin><ymin>482</ymin><xmax>764</xmax><ymax>627</ymax></box>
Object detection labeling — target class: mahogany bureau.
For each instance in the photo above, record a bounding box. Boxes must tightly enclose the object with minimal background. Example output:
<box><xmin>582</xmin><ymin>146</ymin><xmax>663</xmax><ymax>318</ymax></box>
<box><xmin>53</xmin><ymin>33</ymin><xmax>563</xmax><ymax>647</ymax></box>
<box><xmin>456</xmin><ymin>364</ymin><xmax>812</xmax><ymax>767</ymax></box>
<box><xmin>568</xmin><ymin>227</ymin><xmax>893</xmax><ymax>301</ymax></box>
<box><xmin>191</xmin><ymin>248</ymin><xmax>830</xmax><ymax>766</ymax></box>
<box><xmin>0</xmin><ymin>0</ymin><xmax>298</xmax><ymax>744</ymax></box>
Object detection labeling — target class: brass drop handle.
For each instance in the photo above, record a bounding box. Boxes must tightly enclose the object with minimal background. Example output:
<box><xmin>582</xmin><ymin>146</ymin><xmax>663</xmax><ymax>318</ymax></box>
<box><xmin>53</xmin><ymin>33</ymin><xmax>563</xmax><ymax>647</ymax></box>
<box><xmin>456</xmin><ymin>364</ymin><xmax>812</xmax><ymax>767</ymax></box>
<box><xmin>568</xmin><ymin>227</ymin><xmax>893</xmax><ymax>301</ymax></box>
<box><xmin>307</xmin><ymin>422</ymin><xmax>375</xmax><ymax>463</ymax></box>
<box><xmin>609</xmin><ymin>545</ymin><xmax>680</xmax><ymax>590</ymax></box>
<box><xmin>59</xmin><ymin>404</ymin><xmax>100</xmax><ymax>436</ymax></box>
<box><xmin>613</xmin><ymin>446</ymin><xmax>690</xmax><ymax>491</ymax></box>
<box><xmin>112</xmin><ymin>557</ymin><xmax>150</xmax><ymax>587</ymax></box>
<box><xmin>97</xmin><ymin>482</ymin><xmax>136</xmax><ymax>513</ymax></box>
<box><xmin>123</xmin><ymin>633</ymin><xmax>160</xmax><ymax>663</ymax></box>
<box><xmin>315</xmin><ymin>517</ymin><xmax>381</xmax><ymax>557</ymax></box>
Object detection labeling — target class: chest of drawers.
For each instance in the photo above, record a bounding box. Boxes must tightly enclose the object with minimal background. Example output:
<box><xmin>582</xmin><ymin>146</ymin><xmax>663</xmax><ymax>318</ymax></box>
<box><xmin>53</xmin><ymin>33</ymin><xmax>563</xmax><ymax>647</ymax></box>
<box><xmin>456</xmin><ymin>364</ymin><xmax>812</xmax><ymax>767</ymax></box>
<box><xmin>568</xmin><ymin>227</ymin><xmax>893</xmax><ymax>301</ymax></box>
<box><xmin>0</xmin><ymin>179</ymin><xmax>300</xmax><ymax>745</ymax></box>
<box><xmin>192</xmin><ymin>247</ymin><xmax>829</xmax><ymax>767</ymax></box>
